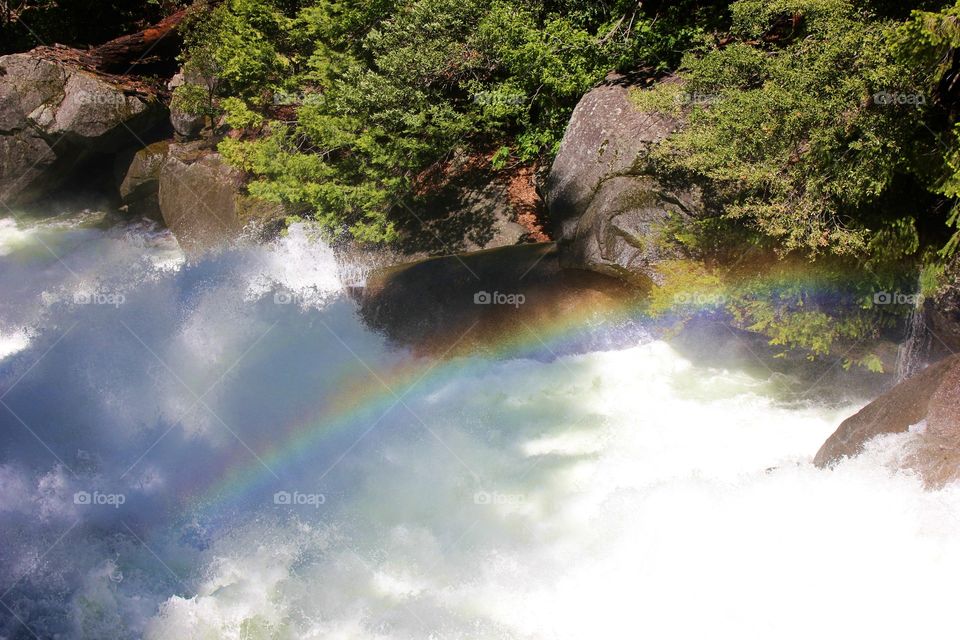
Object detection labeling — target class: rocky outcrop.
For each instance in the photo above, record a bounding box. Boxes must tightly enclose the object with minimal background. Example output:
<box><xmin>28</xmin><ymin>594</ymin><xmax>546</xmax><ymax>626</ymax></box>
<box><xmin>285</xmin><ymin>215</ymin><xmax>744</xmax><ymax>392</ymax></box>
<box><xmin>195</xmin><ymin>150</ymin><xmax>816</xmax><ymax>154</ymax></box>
<box><xmin>393</xmin><ymin>152</ymin><xmax>547</xmax><ymax>257</ymax></box>
<box><xmin>916</xmin><ymin>361</ymin><xmax>960</xmax><ymax>486</ymax></box>
<box><xmin>0</xmin><ymin>51</ymin><xmax>166</xmax><ymax>207</ymax></box>
<box><xmin>815</xmin><ymin>354</ymin><xmax>960</xmax><ymax>487</ymax></box>
<box><xmin>546</xmin><ymin>75</ymin><xmax>705</xmax><ymax>286</ymax></box>
<box><xmin>157</xmin><ymin>142</ymin><xmax>286</xmax><ymax>254</ymax></box>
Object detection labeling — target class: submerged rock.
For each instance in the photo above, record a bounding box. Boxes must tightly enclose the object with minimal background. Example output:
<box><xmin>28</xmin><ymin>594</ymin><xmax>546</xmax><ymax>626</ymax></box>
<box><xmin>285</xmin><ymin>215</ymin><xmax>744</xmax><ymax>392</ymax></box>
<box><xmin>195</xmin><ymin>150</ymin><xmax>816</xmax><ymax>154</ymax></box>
<box><xmin>546</xmin><ymin>75</ymin><xmax>705</xmax><ymax>286</ymax></box>
<box><xmin>355</xmin><ymin>242</ymin><xmax>636</xmax><ymax>355</ymax></box>
<box><xmin>815</xmin><ymin>353</ymin><xmax>960</xmax><ymax>487</ymax></box>
<box><xmin>0</xmin><ymin>51</ymin><xmax>166</xmax><ymax>207</ymax></box>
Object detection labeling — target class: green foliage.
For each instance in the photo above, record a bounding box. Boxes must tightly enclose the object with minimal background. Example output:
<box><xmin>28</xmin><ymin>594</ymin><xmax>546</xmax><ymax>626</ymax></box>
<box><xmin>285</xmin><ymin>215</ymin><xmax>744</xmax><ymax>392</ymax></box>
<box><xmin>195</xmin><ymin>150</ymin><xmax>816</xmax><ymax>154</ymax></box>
<box><xmin>920</xmin><ymin>259</ymin><xmax>947</xmax><ymax>296</ymax></box>
<box><xmin>628</xmin><ymin>0</ymin><xmax>960</xmax><ymax>365</ymax></box>
<box><xmin>170</xmin><ymin>82</ymin><xmax>213</xmax><ymax>120</ymax></box>
<box><xmin>636</xmin><ymin>0</ymin><xmax>937</xmax><ymax>257</ymax></box>
<box><xmin>179</xmin><ymin>0</ymin><xmax>728</xmax><ymax>241</ymax></box>
<box><xmin>646</xmin><ymin>252</ymin><xmax>910</xmax><ymax>370</ymax></box>
<box><xmin>894</xmin><ymin>1</ymin><xmax>960</xmax><ymax>257</ymax></box>
<box><xmin>177</xmin><ymin>0</ymin><xmax>960</xmax><ymax>364</ymax></box>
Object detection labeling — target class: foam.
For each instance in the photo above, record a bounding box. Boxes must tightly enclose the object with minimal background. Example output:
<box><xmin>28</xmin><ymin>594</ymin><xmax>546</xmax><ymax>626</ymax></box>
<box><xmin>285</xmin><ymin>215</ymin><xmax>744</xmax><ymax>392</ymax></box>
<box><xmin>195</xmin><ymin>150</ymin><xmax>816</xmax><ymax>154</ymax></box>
<box><xmin>3</xmin><ymin>214</ymin><xmax>958</xmax><ymax>640</ymax></box>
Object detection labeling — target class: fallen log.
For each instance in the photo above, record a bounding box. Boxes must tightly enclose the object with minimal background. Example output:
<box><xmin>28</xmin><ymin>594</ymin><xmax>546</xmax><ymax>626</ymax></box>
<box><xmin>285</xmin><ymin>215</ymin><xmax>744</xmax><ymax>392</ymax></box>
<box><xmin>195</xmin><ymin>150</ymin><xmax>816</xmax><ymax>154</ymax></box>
<box><xmin>79</xmin><ymin>7</ymin><xmax>188</xmax><ymax>73</ymax></box>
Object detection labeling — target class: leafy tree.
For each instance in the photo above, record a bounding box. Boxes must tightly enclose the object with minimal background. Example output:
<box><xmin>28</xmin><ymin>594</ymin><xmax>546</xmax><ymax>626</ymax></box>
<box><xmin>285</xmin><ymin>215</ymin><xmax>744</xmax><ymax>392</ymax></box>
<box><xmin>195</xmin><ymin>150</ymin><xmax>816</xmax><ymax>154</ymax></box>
<box><xmin>895</xmin><ymin>0</ymin><xmax>960</xmax><ymax>256</ymax></box>
<box><xmin>629</xmin><ymin>0</ymin><xmax>960</xmax><ymax>365</ymax></box>
<box><xmin>635</xmin><ymin>0</ymin><xmax>942</xmax><ymax>258</ymax></box>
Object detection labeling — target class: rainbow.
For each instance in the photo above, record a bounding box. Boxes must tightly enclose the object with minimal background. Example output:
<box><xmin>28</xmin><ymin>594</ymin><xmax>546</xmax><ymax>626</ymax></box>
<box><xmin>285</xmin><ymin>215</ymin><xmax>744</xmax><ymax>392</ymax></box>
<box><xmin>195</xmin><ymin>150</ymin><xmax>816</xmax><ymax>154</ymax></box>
<box><xmin>192</xmin><ymin>292</ymin><xmax>645</xmax><ymax>515</ymax></box>
<box><xmin>190</xmin><ymin>260</ymin><xmax>914</xmax><ymax>516</ymax></box>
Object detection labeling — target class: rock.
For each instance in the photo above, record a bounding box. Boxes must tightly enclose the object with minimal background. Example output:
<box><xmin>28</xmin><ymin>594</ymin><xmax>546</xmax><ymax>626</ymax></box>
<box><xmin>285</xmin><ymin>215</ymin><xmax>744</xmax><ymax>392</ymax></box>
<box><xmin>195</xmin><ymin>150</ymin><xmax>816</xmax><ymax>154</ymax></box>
<box><xmin>909</xmin><ymin>360</ymin><xmax>960</xmax><ymax>487</ymax></box>
<box><xmin>158</xmin><ymin>142</ymin><xmax>286</xmax><ymax>255</ymax></box>
<box><xmin>167</xmin><ymin>72</ymin><xmax>206</xmax><ymax>140</ymax></box>
<box><xmin>355</xmin><ymin>242</ymin><xmax>636</xmax><ymax>356</ymax></box>
<box><xmin>117</xmin><ymin>141</ymin><xmax>170</xmax><ymax>220</ymax></box>
<box><xmin>562</xmin><ymin>175</ymin><xmax>701</xmax><ymax>284</ymax></box>
<box><xmin>546</xmin><ymin>75</ymin><xmax>702</xmax><ymax>286</ymax></box>
<box><xmin>170</xmin><ymin>108</ymin><xmax>206</xmax><ymax>140</ymax></box>
<box><xmin>814</xmin><ymin>353</ymin><xmax>960</xmax><ymax>487</ymax></box>
<box><xmin>0</xmin><ymin>52</ymin><xmax>166</xmax><ymax>207</ymax></box>
<box><xmin>393</xmin><ymin>152</ymin><xmax>545</xmax><ymax>256</ymax></box>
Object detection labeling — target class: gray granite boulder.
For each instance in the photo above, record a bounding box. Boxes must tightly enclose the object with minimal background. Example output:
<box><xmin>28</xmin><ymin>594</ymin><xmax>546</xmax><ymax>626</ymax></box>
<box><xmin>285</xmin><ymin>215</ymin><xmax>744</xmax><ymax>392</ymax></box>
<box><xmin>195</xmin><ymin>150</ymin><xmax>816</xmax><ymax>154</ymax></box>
<box><xmin>117</xmin><ymin>140</ymin><xmax>170</xmax><ymax>220</ymax></box>
<box><xmin>546</xmin><ymin>75</ymin><xmax>704</xmax><ymax>286</ymax></box>
<box><xmin>0</xmin><ymin>52</ymin><xmax>165</xmax><ymax>207</ymax></box>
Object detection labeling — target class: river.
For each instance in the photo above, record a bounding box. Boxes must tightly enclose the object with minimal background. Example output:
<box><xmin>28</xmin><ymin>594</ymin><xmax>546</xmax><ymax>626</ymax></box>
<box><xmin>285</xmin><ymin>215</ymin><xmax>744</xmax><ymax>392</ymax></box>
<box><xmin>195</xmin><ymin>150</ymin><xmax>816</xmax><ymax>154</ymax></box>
<box><xmin>1</xmin><ymin>213</ymin><xmax>958</xmax><ymax>639</ymax></box>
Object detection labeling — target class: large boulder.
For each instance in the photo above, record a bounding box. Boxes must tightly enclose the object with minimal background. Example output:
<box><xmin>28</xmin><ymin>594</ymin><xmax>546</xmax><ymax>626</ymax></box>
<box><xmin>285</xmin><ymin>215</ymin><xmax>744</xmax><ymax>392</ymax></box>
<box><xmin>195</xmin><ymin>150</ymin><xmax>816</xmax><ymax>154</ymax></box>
<box><xmin>392</xmin><ymin>151</ymin><xmax>544</xmax><ymax>257</ymax></box>
<box><xmin>0</xmin><ymin>52</ymin><xmax>165</xmax><ymax>207</ymax></box>
<box><xmin>546</xmin><ymin>75</ymin><xmax>704</xmax><ymax>286</ymax></box>
<box><xmin>158</xmin><ymin>142</ymin><xmax>286</xmax><ymax>255</ymax></box>
<box><xmin>917</xmin><ymin>361</ymin><xmax>960</xmax><ymax>486</ymax></box>
<box><xmin>815</xmin><ymin>354</ymin><xmax>960</xmax><ymax>487</ymax></box>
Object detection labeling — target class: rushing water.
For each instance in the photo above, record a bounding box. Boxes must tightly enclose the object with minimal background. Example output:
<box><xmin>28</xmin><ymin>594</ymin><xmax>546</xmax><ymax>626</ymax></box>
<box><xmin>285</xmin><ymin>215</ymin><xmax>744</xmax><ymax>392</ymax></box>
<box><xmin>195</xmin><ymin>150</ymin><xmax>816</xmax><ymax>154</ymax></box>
<box><xmin>895</xmin><ymin>288</ymin><xmax>932</xmax><ymax>383</ymax></box>
<box><xmin>1</xmin><ymin>214</ymin><xmax>959</xmax><ymax>640</ymax></box>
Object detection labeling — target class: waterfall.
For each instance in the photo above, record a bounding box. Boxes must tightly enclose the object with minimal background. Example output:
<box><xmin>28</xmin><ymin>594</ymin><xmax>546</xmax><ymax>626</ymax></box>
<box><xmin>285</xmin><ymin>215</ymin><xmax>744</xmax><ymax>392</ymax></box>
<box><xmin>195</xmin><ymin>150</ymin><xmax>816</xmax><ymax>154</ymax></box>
<box><xmin>895</xmin><ymin>283</ymin><xmax>931</xmax><ymax>382</ymax></box>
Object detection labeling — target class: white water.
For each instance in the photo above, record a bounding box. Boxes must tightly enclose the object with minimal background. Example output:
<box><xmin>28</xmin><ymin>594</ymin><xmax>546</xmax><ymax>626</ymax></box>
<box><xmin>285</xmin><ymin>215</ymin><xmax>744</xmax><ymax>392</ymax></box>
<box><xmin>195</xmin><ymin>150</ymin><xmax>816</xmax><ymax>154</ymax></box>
<box><xmin>1</xmin><ymin>214</ymin><xmax>959</xmax><ymax>640</ymax></box>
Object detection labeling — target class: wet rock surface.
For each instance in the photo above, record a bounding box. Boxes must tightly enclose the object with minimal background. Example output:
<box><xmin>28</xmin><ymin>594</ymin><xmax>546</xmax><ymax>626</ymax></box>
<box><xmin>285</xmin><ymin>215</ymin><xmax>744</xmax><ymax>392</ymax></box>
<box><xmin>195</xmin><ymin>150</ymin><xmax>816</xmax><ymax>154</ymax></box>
<box><xmin>158</xmin><ymin>142</ymin><xmax>286</xmax><ymax>255</ymax></box>
<box><xmin>117</xmin><ymin>140</ymin><xmax>170</xmax><ymax>220</ymax></box>
<box><xmin>355</xmin><ymin>242</ymin><xmax>637</xmax><ymax>356</ymax></box>
<box><xmin>815</xmin><ymin>353</ymin><xmax>960</xmax><ymax>487</ymax></box>
<box><xmin>925</xmin><ymin>254</ymin><xmax>960</xmax><ymax>358</ymax></box>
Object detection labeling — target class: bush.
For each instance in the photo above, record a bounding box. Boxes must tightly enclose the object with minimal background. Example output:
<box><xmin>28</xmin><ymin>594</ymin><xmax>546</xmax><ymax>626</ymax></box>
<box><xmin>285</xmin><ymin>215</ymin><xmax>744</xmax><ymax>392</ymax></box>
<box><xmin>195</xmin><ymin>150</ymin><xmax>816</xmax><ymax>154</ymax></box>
<box><xmin>630</xmin><ymin>0</ymin><xmax>960</xmax><ymax>365</ymax></box>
